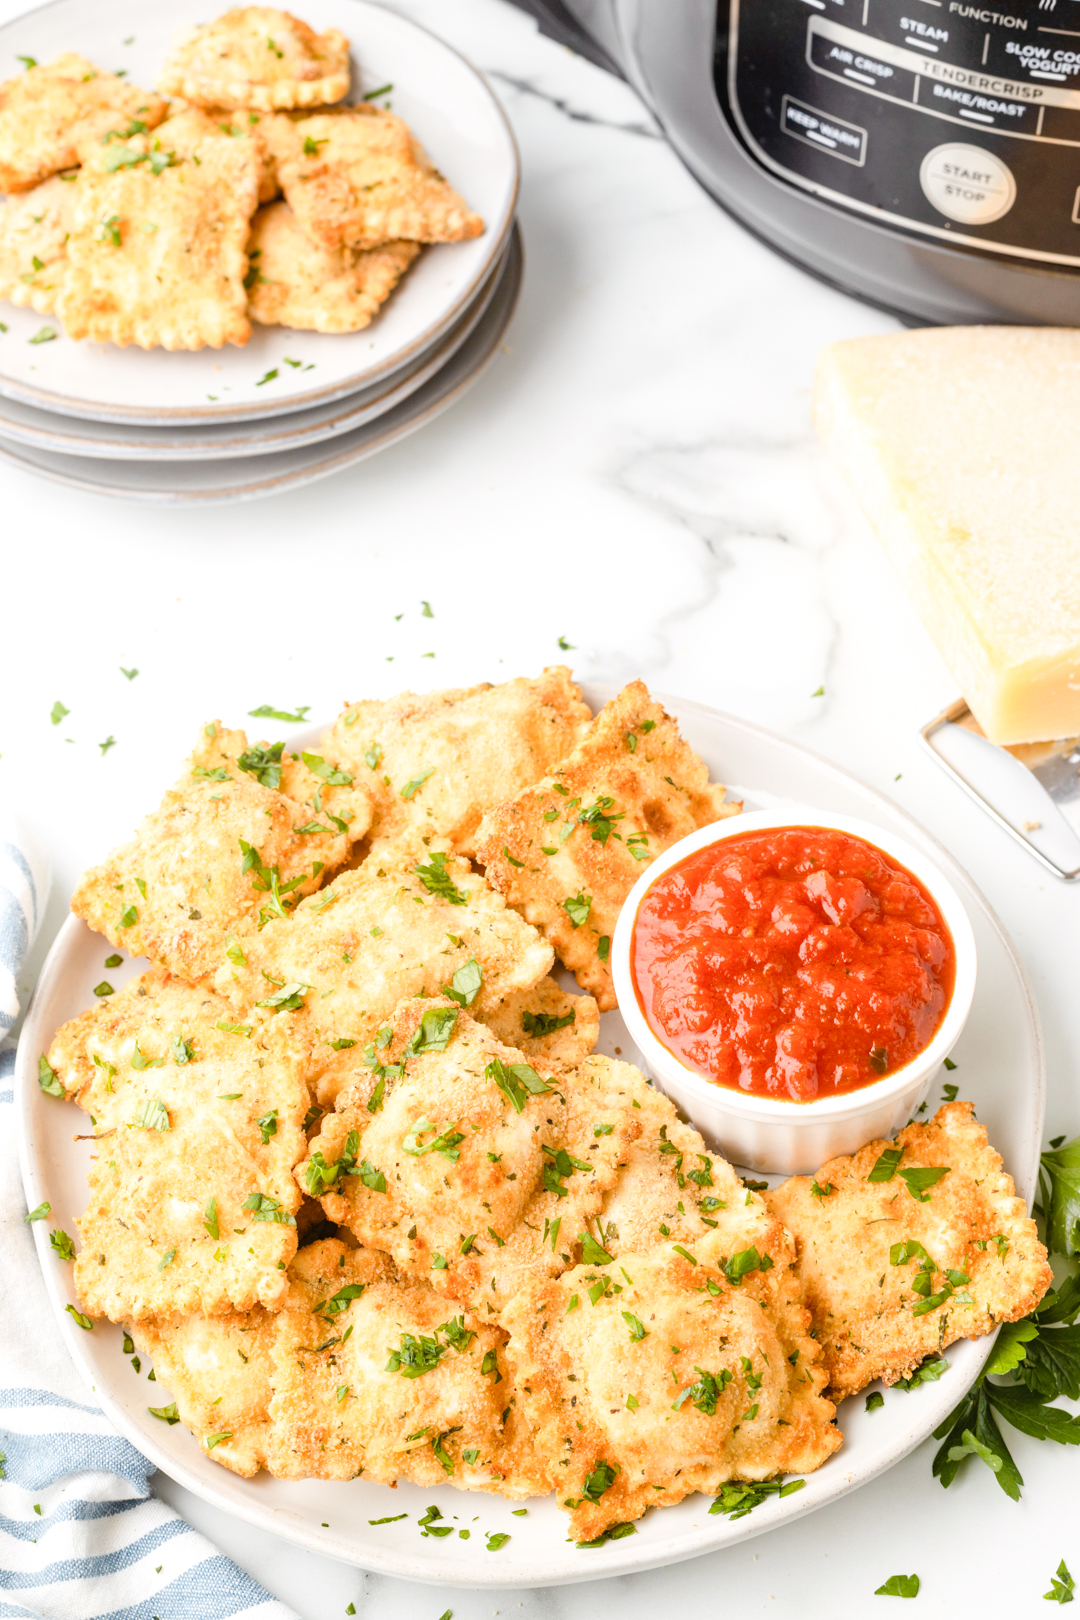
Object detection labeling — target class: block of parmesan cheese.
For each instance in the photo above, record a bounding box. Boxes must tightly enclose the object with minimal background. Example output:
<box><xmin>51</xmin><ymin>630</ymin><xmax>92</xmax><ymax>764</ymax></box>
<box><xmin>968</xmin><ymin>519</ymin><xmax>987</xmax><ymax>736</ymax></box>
<box><xmin>814</xmin><ymin>327</ymin><xmax>1080</xmax><ymax>746</ymax></box>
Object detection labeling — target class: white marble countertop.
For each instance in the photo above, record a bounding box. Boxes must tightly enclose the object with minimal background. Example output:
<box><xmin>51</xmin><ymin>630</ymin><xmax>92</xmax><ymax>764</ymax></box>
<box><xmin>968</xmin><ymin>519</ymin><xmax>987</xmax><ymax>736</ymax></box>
<box><xmin>2</xmin><ymin>0</ymin><xmax>1078</xmax><ymax>1612</ymax></box>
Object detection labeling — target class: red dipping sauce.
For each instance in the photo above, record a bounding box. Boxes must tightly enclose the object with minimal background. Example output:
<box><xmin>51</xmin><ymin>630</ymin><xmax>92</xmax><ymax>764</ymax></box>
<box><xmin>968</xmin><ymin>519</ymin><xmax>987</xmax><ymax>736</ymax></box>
<box><xmin>631</xmin><ymin>826</ymin><xmax>955</xmax><ymax>1103</ymax></box>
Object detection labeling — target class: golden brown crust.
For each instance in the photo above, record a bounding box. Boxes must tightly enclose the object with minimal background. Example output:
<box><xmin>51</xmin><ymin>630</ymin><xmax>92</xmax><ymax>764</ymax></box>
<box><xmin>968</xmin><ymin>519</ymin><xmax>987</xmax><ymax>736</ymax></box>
<box><xmin>246</xmin><ymin>199</ymin><xmax>419</xmax><ymax>332</ymax></box>
<box><xmin>48</xmin><ymin>969</ymin><xmax>312</xmax><ymax>1323</ymax></box>
<box><xmin>479</xmin><ymin>976</ymin><xmax>600</xmax><ymax>1073</ymax></box>
<box><xmin>321</xmin><ymin>669</ymin><xmax>593</xmax><ymax>857</ymax></box>
<box><xmin>766</xmin><ymin>1101</ymin><xmax>1053</xmax><ymax>1399</ymax></box>
<box><xmin>476</xmin><ymin>680</ymin><xmax>740</xmax><ymax>1009</ymax></box>
<box><xmin>130</xmin><ymin>1307</ymin><xmax>278</xmax><ymax>1476</ymax></box>
<box><xmin>213</xmin><ymin>830</ymin><xmax>553</xmax><ymax>1106</ymax></box>
<box><xmin>0</xmin><ymin>54</ymin><xmax>166</xmax><ymax>193</ymax></box>
<box><xmin>159</xmin><ymin>9</ymin><xmax>351</xmax><ymax>111</ymax></box>
<box><xmin>56</xmin><ymin>120</ymin><xmax>260</xmax><ymax>349</ymax></box>
<box><xmin>0</xmin><ymin>174</ymin><xmax>78</xmax><ymax>313</ymax></box>
<box><xmin>500</xmin><ymin>1233</ymin><xmax>840</xmax><ymax>1542</ymax></box>
<box><xmin>70</xmin><ymin>722</ymin><xmax>372</xmax><ymax>984</ymax></box>
<box><xmin>273</xmin><ymin>105</ymin><xmax>484</xmax><ymax>251</ymax></box>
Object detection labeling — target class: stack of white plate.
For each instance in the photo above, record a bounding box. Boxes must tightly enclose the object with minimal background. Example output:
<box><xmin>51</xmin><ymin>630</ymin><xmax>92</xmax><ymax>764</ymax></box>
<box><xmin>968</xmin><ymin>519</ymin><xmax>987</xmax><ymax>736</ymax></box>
<box><xmin>0</xmin><ymin>0</ymin><xmax>521</xmax><ymax>503</ymax></box>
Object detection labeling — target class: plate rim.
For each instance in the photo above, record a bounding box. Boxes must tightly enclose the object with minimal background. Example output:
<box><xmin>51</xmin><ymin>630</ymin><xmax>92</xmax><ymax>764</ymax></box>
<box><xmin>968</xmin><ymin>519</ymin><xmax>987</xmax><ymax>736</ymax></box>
<box><xmin>0</xmin><ymin>0</ymin><xmax>520</xmax><ymax>426</ymax></box>
<box><xmin>14</xmin><ymin>691</ymin><xmax>1045</xmax><ymax>1587</ymax></box>
<box><xmin>0</xmin><ymin>223</ymin><xmax>522</xmax><ymax>502</ymax></box>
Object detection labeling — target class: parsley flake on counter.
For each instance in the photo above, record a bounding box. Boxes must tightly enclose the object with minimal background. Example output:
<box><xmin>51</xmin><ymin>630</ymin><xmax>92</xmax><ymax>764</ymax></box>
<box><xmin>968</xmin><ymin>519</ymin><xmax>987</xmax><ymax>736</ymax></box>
<box><xmin>875</xmin><ymin>1574</ymin><xmax>920</xmax><ymax>1598</ymax></box>
<box><xmin>120</xmin><ymin>666</ymin><xmax>138</xmax><ymax>680</ymax></box>
<box><xmin>50</xmin><ymin>700</ymin><xmax>69</xmax><ymax>725</ymax></box>
<box><xmin>99</xmin><ymin>735</ymin><xmax>116</xmax><ymax>755</ymax></box>
<box><xmin>1044</xmin><ymin>1560</ymin><xmax>1075</xmax><ymax>1604</ymax></box>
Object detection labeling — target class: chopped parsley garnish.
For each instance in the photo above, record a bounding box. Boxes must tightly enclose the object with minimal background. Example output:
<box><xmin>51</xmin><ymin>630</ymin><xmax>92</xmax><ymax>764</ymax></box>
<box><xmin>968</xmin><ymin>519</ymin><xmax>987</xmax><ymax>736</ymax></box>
<box><xmin>1045</xmin><ymin>1561</ymin><xmax>1075</xmax><ymax>1605</ymax></box>
<box><xmin>868</xmin><ymin>1046</ymin><xmax>889</xmax><ymax>1074</ymax></box>
<box><xmin>442</xmin><ymin>957</ymin><xmax>481</xmax><ymax>1007</ymax></box>
<box><xmin>486</xmin><ymin>1057</ymin><xmax>551</xmax><ymax>1113</ymax></box>
<box><xmin>581</xmin><ymin>1460</ymin><xmax>617</xmax><ymax>1501</ymax></box>
<box><xmin>414</xmin><ymin>850</ymin><xmax>466</xmax><ymax>905</ymax></box>
<box><xmin>248</xmin><ymin>704</ymin><xmax>310</xmax><ymax>723</ymax></box>
<box><xmin>130</xmin><ymin>1098</ymin><xmax>169</xmax><ymax>1130</ymax></box>
<box><xmin>301</xmin><ymin>750</ymin><xmax>352</xmax><ymax>784</ymax></box>
<box><xmin>486</xmin><ymin>1532</ymin><xmax>510</xmax><ymax>1551</ymax></box>
<box><xmin>65</xmin><ymin>1305</ymin><xmax>93</xmax><ymax>1330</ymax></box>
<box><xmin>316</xmin><ymin>1283</ymin><xmax>367</xmax><ymax>1320</ymax></box>
<box><xmin>242</xmin><ymin>1193</ymin><xmax>295</xmax><ymax>1225</ymax></box>
<box><xmin>709</xmin><ymin>1478</ymin><xmax>804</xmax><ymax>1518</ymax></box>
<box><xmin>24</xmin><ymin>1202</ymin><xmax>50</xmax><ymax>1223</ymax></box>
<box><xmin>256</xmin><ymin>1109</ymin><xmax>278</xmax><ymax>1144</ymax></box>
<box><xmin>562</xmin><ymin>892</ymin><xmax>592</xmax><ymax>928</ymax></box>
<box><xmin>50</xmin><ymin>1229</ymin><xmax>75</xmax><ymax>1259</ymax></box>
<box><xmin>866</xmin><ymin>1392</ymin><xmax>885</xmax><ymax>1412</ymax></box>
<box><xmin>93</xmin><ymin>981</ymin><xmax>114</xmax><ymax>999</ymax></box>
<box><xmin>810</xmin><ymin>1178</ymin><xmax>835</xmax><ymax>1199</ymax></box>
<box><xmin>385</xmin><ymin>1329</ymin><xmax>450</xmax><ymax>1378</ymax></box>
<box><xmin>723</xmin><ymin>1246</ymin><xmax>772</xmax><ymax>1284</ymax></box>
<box><xmin>38</xmin><ymin>1055</ymin><xmax>63</xmax><ymax>1097</ymax></box>
<box><xmin>255</xmin><ymin>982</ymin><xmax>309</xmax><ymax>1012</ymax></box>
<box><xmin>148</xmin><ymin>1402</ymin><xmax>179</xmax><ymax>1424</ymax></box>
<box><xmin>579</xmin><ymin>1232</ymin><xmax>614</xmax><ymax>1266</ymax></box>
<box><xmin>216</xmin><ymin>1020</ymin><xmax>251</xmax><ymax>1037</ymax></box>
<box><xmin>203</xmin><ymin>1197</ymin><xmax>219</xmax><ymax>1240</ymax></box>
<box><xmin>673</xmin><ymin>1366</ymin><xmax>731</xmax><ymax>1415</ymax></box>
<box><xmin>29</xmin><ymin>324</ymin><xmax>57</xmax><ymax>343</ymax></box>
<box><xmin>1038</xmin><ymin>1133</ymin><xmax>1080</xmax><ymax>1257</ymax></box>
<box><xmin>401</xmin><ymin>767</ymin><xmax>435</xmax><ymax>800</ymax></box>
<box><xmin>50</xmin><ymin>700</ymin><xmax>69</xmax><ymax>725</ymax></box>
<box><xmin>867</xmin><ymin>1147</ymin><xmax>904</xmax><ymax>1183</ymax></box>
<box><xmin>522</xmin><ymin>1007</ymin><xmax>574</xmax><ymax>1038</ymax></box>
<box><xmin>898</xmin><ymin>1166</ymin><xmax>950</xmax><ymax>1203</ymax></box>
<box><xmin>171</xmin><ymin>1034</ymin><xmax>194</xmax><ymax>1065</ymax></box>
<box><xmin>402</xmin><ymin>1116</ymin><xmax>464</xmax><ymax>1162</ymax></box>
<box><xmin>237</xmin><ymin>740</ymin><xmax>284</xmax><ymax>788</ymax></box>
<box><xmin>622</xmin><ymin>1311</ymin><xmax>648</xmax><ymax>1341</ymax></box>
<box><xmin>408</xmin><ymin>1006</ymin><xmax>459</xmax><ymax>1054</ymax></box>
<box><xmin>193</xmin><ymin>765</ymin><xmax>229</xmax><ymax>781</ymax></box>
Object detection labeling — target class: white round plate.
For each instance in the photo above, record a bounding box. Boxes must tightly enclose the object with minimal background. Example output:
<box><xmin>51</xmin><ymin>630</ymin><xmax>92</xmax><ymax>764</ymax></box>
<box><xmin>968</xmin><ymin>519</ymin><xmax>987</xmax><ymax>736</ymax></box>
<box><xmin>0</xmin><ymin>223</ymin><xmax>513</xmax><ymax>460</ymax></box>
<box><xmin>0</xmin><ymin>0</ymin><xmax>518</xmax><ymax>425</ymax></box>
<box><xmin>16</xmin><ymin>691</ymin><xmax>1043</xmax><ymax>1588</ymax></box>
<box><xmin>0</xmin><ymin>223</ymin><xmax>521</xmax><ymax>500</ymax></box>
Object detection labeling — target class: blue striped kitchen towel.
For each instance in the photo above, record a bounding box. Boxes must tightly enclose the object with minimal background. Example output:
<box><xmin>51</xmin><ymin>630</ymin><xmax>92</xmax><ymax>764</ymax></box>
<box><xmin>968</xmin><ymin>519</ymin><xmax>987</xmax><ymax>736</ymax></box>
<box><xmin>0</xmin><ymin>818</ymin><xmax>298</xmax><ymax>1620</ymax></box>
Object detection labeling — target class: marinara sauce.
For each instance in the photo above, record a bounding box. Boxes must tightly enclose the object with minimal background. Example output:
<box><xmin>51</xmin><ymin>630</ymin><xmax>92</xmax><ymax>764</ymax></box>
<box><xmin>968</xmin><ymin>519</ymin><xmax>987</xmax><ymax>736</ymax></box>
<box><xmin>631</xmin><ymin>826</ymin><xmax>955</xmax><ymax>1103</ymax></box>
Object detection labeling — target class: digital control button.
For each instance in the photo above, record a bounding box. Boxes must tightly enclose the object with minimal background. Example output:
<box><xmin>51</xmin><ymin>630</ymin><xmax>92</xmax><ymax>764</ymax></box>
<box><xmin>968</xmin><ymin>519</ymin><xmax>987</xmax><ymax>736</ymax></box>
<box><xmin>809</xmin><ymin>29</ymin><xmax>918</xmax><ymax>101</ymax></box>
<box><xmin>918</xmin><ymin>142</ymin><xmax>1017</xmax><ymax>223</ymax></box>
<box><xmin>781</xmin><ymin>95</ymin><xmax>867</xmax><ymax>164</ymax></box>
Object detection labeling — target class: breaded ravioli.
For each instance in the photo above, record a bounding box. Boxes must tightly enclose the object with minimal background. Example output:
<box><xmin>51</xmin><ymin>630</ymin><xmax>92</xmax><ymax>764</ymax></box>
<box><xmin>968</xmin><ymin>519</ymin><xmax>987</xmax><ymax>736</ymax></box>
<box><xmin>71</xmin><ymin>722</ymin><xmax>371</xmax><ymax>984</ymax></box>
<box><xmin>130</xmin><ymin>1307</ymin><xmax>278</xmax><ymax>1477</ymax></box>
<box><xmin>297</xmin><ymin>1003</ymin><xmax>640</xmax><ymax>1310</ymax></box>
<box><xmin>246</xmin><ymin>200</ymin><xmax>419</xmax><ymax>332</ymax></box>
<box><xmin>214</xmin><ymin>831</ymin><xmax>553</xmax><ymax>1105</ymax></box>
<box><xmin>766</xmin><ymin>1101</ymin><xmax>1053</xmax><ymax>1399</ymax></box>
<box><xmin>500</xmin><ymin>1233</ymin><xmax>841</xmax><ymax>1542</ymax></box>
<box><xmin>56</xmin><ymin>118</ymin><xmax>260</xmax><ymax>348</ymax></box>
<box><xmin>159</xmin><ymin>8</ymin><xmax>351</xmax><ymax>111</ymax></box>
<box><xmin>321</xmin><ymin>669</ymin><xmax>593</xmax><ymax>856</ymax></box>
<box><xmin>0</xmin><ymin>174</ymin><xmax>79</xmax><ymax>313</ymax></box>
<box><xmin>266</xmin><ymin>1240</ymin><xmax>542</xmax><ymax>1493</ymax></box>
<box><xmin>477</xmin><ymin>681</ymin><xmax>739</xmax><ymax>1009</ymax></box>
<box><xmin>273</xmin><ymin>105</ymin><xmax>484</xmax><ymax>251</ymax></box>
<box><xmin>481</xmin><ymin>977</ymin><xmax>600</xmax><ymax>1074</ymax></box>
<box><xmin>46</xmin><ymin>970</ymin><xmax>311</xmax><ymax>1323</ymax></box>
<box><xmin>0</xmin><ymin>54</ymin><xmax>166</xmax><ymax>193</ymax></box>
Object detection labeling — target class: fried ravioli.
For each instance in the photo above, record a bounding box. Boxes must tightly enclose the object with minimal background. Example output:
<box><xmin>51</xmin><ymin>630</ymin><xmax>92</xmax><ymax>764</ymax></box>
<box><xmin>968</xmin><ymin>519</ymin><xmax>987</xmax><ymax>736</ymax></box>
<box><xmin>766</xmin><ymin>1101</ymin><xmax>1053</xmax><ymax>1399</ymax></box>
<box><xmin>266</xmin><ymin>1240</ymin><xmax>541</xmax><ymax>1492</ymax></box>
<box><xmin>476</xmin><ymin>680</ymin><xmax>739</xmax><ymax>1009</ymax></box>
<box><xmin>47</xmin><ymin>970</ymin><xmax>311</xmax><ymax>1322</ymax></box>
<box><xmin>246</xmin><ymin>200</ymin><xmax>419</xmax><ymax>331</ymax></box>
<box><xmin>71</xmin><ymin>722</ymin><xmax>371</xmax><ymax>984</ymax></box>
<box><xmin>0</xmin><ymin>173</ymin><xmax>78</xmax><ymax>313</ymax></box>
<box><xmin>298</xmin><ymin>1003</ymin><xmax>640</xmax><ymax>1310</ymax></box>
<box><xmin>0</xmin><ymin>54</ymin><xmax>166</xmax><ymax>193</ymax></box>
<box><xmin>321</xmin><ymin>669</ymin><xmax>593</xmax><ymax>857</ymax></box>
<box><xmin>56</xmin><ymin>120</ymin><xmax>260</xmax><ymax>349</ymax></box>
<box><xmin>500</xmin><ymin>1233</ymin><xmax>841</xmax><ymax>1542</ymax></box>
<box><xmin>159</xmin><ymin>8</ymin><xmax>351</xmax><ymax>111</ymax></box>
<box><xmin>213</xmin><ymin>831</ymin><xmax>553</xmax><ymax>1105</ymax></box>
<box><xmin>130</xmin><ymin>1307</ymin><xmax>278</xmax><ymax>1476</ymax></box>
<box><xmin>481</xmin><ymin>977</ymin><xmax>600</xmax><ymax>1073</ymax></box>
<box><xmin>273</xmin><ymin>104</ymin><xmax>484</xmax><ymax>251</ymax></box>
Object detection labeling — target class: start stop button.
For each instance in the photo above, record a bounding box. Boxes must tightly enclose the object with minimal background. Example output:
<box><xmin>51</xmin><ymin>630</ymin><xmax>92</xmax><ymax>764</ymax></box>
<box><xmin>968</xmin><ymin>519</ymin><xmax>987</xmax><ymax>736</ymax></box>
<box><xmin>919</xmin><ymin>142</ymin><xmax>1017</xmax><ymax>224</ymax></box>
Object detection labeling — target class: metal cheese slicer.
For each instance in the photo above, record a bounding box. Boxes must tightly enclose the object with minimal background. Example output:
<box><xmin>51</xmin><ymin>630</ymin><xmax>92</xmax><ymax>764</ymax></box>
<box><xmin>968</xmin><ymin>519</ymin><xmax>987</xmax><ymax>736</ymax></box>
<box><xmin>921</xmin><ymin>701</ymin><xmax>1080</xmax><ymax>881</ymax></box>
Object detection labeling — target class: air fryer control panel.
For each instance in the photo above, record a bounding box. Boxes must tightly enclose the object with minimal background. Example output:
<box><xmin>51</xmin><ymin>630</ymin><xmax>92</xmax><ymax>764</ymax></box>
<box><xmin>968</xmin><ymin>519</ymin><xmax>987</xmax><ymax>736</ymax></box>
<box><xmin>726</xmin><ymin>0</ymin><xmax>1080</xmax><ymax>267</ymax></box>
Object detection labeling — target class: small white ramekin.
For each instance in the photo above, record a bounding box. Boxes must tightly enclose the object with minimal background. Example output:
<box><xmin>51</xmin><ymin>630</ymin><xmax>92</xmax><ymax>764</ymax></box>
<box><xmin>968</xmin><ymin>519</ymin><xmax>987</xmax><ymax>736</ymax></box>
<box><xmin>612</xmin><ymin>808</ymin><xmax>977</xmax><ymax>1176</ymax></box>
